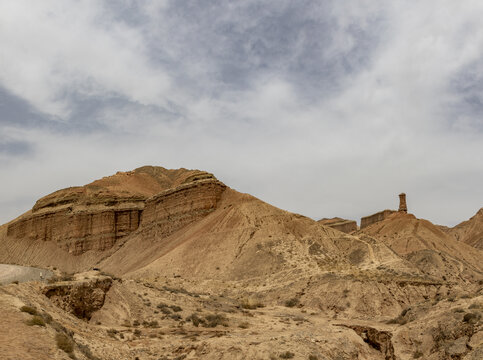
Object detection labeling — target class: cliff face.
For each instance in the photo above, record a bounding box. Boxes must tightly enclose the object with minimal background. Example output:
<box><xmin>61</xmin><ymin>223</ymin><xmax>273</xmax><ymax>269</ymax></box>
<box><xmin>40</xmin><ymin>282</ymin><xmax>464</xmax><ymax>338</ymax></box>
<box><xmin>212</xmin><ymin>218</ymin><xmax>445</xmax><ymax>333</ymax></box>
<box><xmin>141</xmin><ymin>179</ymin><xmax>226</xmax><ymax>238</ymax></box>
<box><xmin>360</xmin><ymin>210</ymin><xmax>395</xmax><ymax>229</ymax></box>
<box><xmin>7</xmin><ymin>208</ymin><xmax>143</xmax><ymax>255</ymax></box>
<box><xmin>5</xmin><ymin>167</ymin><xmax>225</xmax><ymax>256</ymax></box>
<box><xmin>318</xmin><ymin>217</ymin><xmax>357</xmax><ymax>233</ymax></box>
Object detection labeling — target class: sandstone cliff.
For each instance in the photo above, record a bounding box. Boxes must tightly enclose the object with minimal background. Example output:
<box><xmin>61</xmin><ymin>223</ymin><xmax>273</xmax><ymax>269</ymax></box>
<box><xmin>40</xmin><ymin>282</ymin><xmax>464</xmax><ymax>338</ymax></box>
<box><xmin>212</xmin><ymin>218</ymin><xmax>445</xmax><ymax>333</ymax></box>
<box><xmin>4</xmin><ymin>166</ymin><xmax>217</xmax><ymax>256</ymax></box>
<box><xmin>360</xmin><ymin>210</ymin><xmax>395</xmax><ymax>229</ymax></box>
<box><xmin>318</xmin><ymin>217</ymin><xmax>357</xmax><ymax>233</ymax></box>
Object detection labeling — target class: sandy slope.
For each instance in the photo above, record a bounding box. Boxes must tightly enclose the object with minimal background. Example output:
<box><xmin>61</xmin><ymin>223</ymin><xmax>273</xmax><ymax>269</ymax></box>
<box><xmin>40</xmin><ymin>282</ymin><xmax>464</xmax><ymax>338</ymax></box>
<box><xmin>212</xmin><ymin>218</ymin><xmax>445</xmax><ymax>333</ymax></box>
<box><xmin>449</xmin><ymin>208</ymin><xmax>483</xmax><ymax>250</ymax></box>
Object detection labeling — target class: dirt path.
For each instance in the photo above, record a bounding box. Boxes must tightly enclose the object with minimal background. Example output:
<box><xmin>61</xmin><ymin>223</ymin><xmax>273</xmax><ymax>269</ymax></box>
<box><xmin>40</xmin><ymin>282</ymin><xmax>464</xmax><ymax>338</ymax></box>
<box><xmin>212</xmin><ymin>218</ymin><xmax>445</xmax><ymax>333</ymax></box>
<box><xmin>0</xmin><ymin>264</ymin><xmax>53</xmax><ymax>284</ymax></box>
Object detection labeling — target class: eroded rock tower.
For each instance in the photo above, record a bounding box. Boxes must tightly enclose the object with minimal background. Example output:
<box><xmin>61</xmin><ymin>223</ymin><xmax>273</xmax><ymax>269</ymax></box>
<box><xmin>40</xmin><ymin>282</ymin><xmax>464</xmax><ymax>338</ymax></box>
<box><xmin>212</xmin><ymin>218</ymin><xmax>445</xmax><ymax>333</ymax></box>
<box><xmin>398</xmin><ymin>193</ymin><xmax>407</xmax><ymax>212</ymax></box>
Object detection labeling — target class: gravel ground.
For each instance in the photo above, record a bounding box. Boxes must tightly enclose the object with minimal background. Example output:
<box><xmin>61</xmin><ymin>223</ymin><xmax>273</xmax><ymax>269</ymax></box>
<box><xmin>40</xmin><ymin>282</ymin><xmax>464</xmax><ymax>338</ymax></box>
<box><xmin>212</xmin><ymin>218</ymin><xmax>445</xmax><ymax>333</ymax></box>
<box><xmin>0</xmin><ymin>264</ymin><xmax>53</xmax><ymax>284</ymax></box>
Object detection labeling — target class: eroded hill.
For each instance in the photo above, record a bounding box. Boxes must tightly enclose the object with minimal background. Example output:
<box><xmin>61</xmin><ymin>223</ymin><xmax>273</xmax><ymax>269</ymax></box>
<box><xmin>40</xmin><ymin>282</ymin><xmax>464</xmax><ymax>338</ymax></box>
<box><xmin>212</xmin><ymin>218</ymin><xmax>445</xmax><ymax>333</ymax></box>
<box><xmin>0</xmin><ymin>166</ymin><xmax>482</xmax><ymax>360</ymax></box>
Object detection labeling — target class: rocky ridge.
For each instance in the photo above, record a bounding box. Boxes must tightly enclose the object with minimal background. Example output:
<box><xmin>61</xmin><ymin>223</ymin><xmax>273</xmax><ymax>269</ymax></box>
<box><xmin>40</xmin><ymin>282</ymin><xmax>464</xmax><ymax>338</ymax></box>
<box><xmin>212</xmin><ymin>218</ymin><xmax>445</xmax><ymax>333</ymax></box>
<box><xmin>0</xmin><ymin>167</ymin><xmax>482</xmax><ymax>360</ymax></box>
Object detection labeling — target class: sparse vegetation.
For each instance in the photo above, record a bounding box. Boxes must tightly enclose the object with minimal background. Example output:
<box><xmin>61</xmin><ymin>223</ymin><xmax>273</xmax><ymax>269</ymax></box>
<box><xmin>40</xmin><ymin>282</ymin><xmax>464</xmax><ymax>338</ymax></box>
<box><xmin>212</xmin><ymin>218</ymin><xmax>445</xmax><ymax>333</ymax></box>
<box><xmin>170</xmin><ymin>314</ymin><xmax>182</xmax><ymax>321</ymax></box>
<box><xmin>308</xmin><ymin>356</ymin><xmax>318</xmax><ymax>360</ymax></box>
<box><xmin>186</xmin><ymin>313</ymin><xmax>204</xmax><ymax>327</ymax></box>
<box><xmin>285</xmin><ymin>298</ymin><xmax>299</xmax><ymax>307</ymax></box>
<box><xmin>145</xmin><ymin>320</ymin><xmax>159</xmax><ymax>328</ymax></box>
<box><xmin>106</xmin><ymin>328</ymin><xmax>118</xmax><ymax>338</ymax></box>
<box><xmin>56</xmin><ymin>333</ymin><xmax>74</xmax><ymax>354</ymax></box>
<box><xmin>240</xmin><ymin>298</ymin><xmax>264</xmax><ymax>309</ymax></box>
<box><xmin>469</xmin><ymin>302</ymin><xmax>482</xmax><ymax>309</ymax></box>
<box><xmin>238</xmin><ymin>321</ymin><xmax>250</xmax><ymax>329</ymax></box>
<box><xmin>463</xmin><ymin>312</ymin><xmax>481</xmax><ymax>324</ymax></box>
<box><xmin>204</xmin><ymin>313</ymin><xmax>228</xmax><ymax>328</ymax></box>
<box><xmin>20</xmin><ymin>305</ymin><xmax>38</xmax><ymax>315</ymax></box>
<box><xmin>170</xmin><ymin>305</ymin><xmax>182</xmax><ymax>312</ymax></box>
<box><xmin>279</xmin><ymin>351</ymin><xmax>295</xmax><ymax>359</ymax></box>
<box><xmin>26</xmin><ymin>315</ymin><xmax>46</xmax><ymax>327</ymax></box>
<box><xmin>413</xmin><ymin>349</ymin><xmax>423</xmax><ymax>358</ymax></box>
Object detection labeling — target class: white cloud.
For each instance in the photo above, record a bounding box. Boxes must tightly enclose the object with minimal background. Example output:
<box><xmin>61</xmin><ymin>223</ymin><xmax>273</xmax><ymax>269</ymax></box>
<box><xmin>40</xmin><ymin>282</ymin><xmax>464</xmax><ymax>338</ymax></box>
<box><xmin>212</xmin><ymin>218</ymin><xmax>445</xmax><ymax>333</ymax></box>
<box><xmin>0</xmin><ymin>0</ymin><xmax>170</xmax><ymax>118</ymax></box>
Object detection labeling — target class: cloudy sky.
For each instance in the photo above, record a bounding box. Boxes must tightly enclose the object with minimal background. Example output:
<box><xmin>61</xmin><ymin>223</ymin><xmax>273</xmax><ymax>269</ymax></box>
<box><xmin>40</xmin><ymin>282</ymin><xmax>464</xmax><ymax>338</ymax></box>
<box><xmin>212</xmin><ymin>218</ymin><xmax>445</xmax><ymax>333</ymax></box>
<box><xmin>1</xmin><ymin>0</ymin><xmax>482</xmax><ymax>226</ymax></box>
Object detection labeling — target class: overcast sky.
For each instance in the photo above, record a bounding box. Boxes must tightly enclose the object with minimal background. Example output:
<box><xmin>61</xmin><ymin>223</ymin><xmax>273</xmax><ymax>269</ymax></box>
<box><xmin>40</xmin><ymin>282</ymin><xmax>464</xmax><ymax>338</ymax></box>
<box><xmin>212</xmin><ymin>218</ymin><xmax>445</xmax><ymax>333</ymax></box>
<box><xmin>1</xmin><ymin>0</ymin><xmax>482</xmax><ymax>226</ymax></box>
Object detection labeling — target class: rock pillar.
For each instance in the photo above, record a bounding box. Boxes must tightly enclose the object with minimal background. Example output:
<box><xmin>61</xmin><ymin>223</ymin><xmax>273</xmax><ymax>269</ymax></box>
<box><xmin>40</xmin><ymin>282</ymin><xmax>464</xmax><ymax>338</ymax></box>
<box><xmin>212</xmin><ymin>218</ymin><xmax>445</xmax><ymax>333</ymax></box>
<box><xmin>398</xmin><ymin>193</ymin><xmax>407</xmax><ymax>212</ymax></box>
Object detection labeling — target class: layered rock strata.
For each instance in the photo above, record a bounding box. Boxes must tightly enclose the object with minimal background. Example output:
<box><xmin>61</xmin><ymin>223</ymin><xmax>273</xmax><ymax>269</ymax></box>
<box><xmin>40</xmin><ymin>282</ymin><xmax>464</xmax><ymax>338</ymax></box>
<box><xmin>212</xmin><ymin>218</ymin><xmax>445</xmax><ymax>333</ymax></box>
<box><xmin>360</xmin><ymin>210</ymin><xmax>395</xmax><ymax>229</ymax></box>
<box><xmin>6</xmin><ymin>168</ymin><xmax>226</xmax><ymax>256</ymax></box>
<box><xmin>398</xmin><ymin>193</ymin><xmax>407</xmax><ymax>212</ymax></box>
<box><xmin>7</xmin><ymin>206</ymin><xmax>143</xmax><ymax>255</ymax></box>
<box><xmin>318</xmin><ymin>217</ymin><xmax>357</xmax><ymax>233</ymax></box>
<box><xmin>141</xmin><ymin>179</ymin><xmax>227</xmax><ymax>238</ymax></box>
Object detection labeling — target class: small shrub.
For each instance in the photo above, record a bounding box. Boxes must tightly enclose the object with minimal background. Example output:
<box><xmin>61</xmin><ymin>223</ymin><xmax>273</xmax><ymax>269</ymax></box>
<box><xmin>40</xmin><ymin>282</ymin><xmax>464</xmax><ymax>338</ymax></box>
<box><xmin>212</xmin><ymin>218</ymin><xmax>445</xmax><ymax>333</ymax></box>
<box><xmin>308</xmin><ymin>356</ymin><xmax>318</xmax><ymax>360</ymax></box>
<box><xmin>280</xmin><ymin>352</ymin><xmax>295</xmax><ymax>359</ymax></box>
<box><xmin>20</xmin><ymin>305</ymin><xmax>38</xmax><ymax>315</ymax></box>
<box><xmin>204</xmin><ymin>314</ymin><xmax>228</xmax><ymax>328</ymax></box>
<box><xmin>240</xmin><ymin>298</ymin><xmax>264</xmax><ymax>310</ymax></box>
<box><xmin>463</xmin><ymin>312</ymin><xmax>481</xmax><ymax>324</ymax></box>
<box><xmin>186</xmin><ymin>313</ymin><xmax>204</xmax><ymax>327</ymax></box>
<box><xmin>41</xmin><ymin>312</ymin><xmax>53</xmax><ymax>324</ymax></box>
<box><xmin>170</xmin><ymin>305</ymin><xmax>182</xmax><ymax>312</ymax></box>
<box><xmin>106</xmin><ymin>329</ymin><xmax>118</xmax><ymax>338</ymax></box>
<box><xmin>238</xmin><ymin>321</ymin><xmax>249</xmax><ymax>329</ymax></box>
<box><xmin>469</xmin><ymin>302</ymin><xmax>481</xmax><ymax>309</ymax></box>
<box><xmin>146</xmin><ymin>320</ymin><xmax>159</xmax><ymax>328</ymax></box>
<box><xmin>133</xmin><ymin>320</ymin><xmax>140</xmax><ymax>327</ymax></box>
<box><xmin>170</xmin><ymin>314</ymin><xmax>182</xmax><ymax>321</ymax></box>
<box><xmin>400</xmin><ymin>307</ymin><xmax>411</xmax><ymax>317</ymax></box>
<box><xmin>56</xmin><ymin>333</ymin><xmax>74</xmax><ymax>354</ymax></box>
<box><xmin>133</xmin><ymin>329</ymin><xmax>142</xmax><ymax>336</ymax></box>
<box><xmin>285</xmin><ymin>298</ymin><xmax>299</xmax><ymax>308</ymax></box>
<box><xmin>77</xmin><ymin>343</ymin><xmax>99</xmax><ymax>360</ymax></box>
<box><xmin>453</xmin><ymin>307</ymin><xmax>465</xmax><ymax>313</ymax></box>
<box><xmin>413</xmin><ymin>349</ymin><xmax>423</xmax><ymax>358</ymax></box>
<box><xmin>157</xmin><ymin>303</ymin><xmax>171</xmax><ymax>315</ymax></box>
<box><xmin>11</xmin><ymin>280</ymin><xmax>19</xmax><ymax>285</ymax></box>
<box><xmin>26</xmin><ymin>316</ymin><xmax>45</xmax><ymax>327</ymax></box>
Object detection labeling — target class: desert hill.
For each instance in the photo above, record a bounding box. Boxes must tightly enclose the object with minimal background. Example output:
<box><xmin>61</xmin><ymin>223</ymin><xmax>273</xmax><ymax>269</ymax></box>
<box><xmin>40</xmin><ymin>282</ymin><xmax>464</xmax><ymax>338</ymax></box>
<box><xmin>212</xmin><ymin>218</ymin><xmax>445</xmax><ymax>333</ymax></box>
<box><xmin>0</xmin><ymin>166</ymin><xmax>216</xmax><ymax>272</ymax></box>
<box><xmin>1</xmin><ymin>166</ymin><xmax>482</xmax><ymax>359</ymax></box>
<box><xmin>358</xmin><ymin>211</ymin><xmax>483</xmax><ymax>283</ymax></box>
<box><xmin>448</xmin><ymin>208</ymin><xmax>483</xmax><ymax>250</ymax></box>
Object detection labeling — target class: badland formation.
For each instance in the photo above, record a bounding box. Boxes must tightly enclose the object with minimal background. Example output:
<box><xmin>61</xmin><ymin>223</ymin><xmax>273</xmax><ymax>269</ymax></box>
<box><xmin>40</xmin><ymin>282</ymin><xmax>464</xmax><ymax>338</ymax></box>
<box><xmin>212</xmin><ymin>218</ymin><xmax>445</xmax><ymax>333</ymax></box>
<box><xmin>0</xmin><ymin>166</ymin><xmax>482</xmax><ymax>359</ymax></box>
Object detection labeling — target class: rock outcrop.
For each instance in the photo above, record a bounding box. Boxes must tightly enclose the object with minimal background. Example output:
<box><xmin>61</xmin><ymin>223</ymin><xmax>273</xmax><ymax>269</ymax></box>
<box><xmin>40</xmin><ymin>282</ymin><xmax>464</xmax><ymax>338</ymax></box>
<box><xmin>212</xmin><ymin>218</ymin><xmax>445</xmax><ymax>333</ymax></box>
<box><xmin>361</xmin><ymin>210</ymin><xmax>395</xmax><ymax>229</ymax></box>
<box><xmin>43</xmin><ymin>277</ymin><xmax>113</xmax><ymax>319</ymax></box>
<box><xmin>337</xmin><ymin>324</ymin><xmax>395</xmax><ymax>360</ymax></box>
<box><xmin>360</xmin><ymin>193</ymin><xmax>409</xmax><ymax>229</ymax></box>
<box><xmin>318</xmin><ymin>217</ymin><xmax>357</xmax><ymax>233</ymax></box>
<box><xmin>7</xmin><ymin>207</ymin><xmax>143</xmax><ymax>255</ymax></box>
<box><xmin>141</xmin><ymin>179</ymin><xmax>227</xmax><ymax>238</ymax></box>
<box><xmin>5</xmin><ymin>166</ymin><xmax>223</xmax><ymax>256</ymax></box>
<box><xmin>398</xmin><ymin>193</ymin><xmax>407</xmax><ymax>212</ymax></box>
